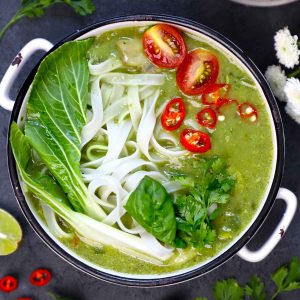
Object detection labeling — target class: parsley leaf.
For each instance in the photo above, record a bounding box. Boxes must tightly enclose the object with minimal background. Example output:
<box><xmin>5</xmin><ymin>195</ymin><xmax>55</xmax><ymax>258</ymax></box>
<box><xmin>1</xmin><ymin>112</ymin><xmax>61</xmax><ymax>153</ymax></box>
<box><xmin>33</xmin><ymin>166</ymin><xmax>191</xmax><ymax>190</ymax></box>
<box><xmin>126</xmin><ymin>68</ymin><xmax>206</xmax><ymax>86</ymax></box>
<box><xmin>168</xmin><ymin>156</ymin><xmax>235</xmax><ymax>250</ymax></box>
<box><xmin>244</xmin><ymin>275</ymin><xmax>266</xmax><ymax>300</ymax></box>
<box><xmin>0</xmin><ymin>0</ymin><xmax>95</xmax><ymax>41</ymax></box>
<box><xmin>213</xmin><ymin>279</ymin><xmax>244</xmax><ymax>300</ymax></box>
<box><xmin>271</xmin><ymin>257</ymin><xmax>300</xmax><ymax>299</ymax></box>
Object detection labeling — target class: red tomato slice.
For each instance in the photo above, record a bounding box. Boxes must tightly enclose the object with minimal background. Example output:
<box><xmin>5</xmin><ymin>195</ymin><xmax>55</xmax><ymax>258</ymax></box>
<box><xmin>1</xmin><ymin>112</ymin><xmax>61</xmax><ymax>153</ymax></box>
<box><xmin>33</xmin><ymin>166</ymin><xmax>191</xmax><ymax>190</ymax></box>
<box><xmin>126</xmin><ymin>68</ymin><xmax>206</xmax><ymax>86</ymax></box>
<box><xmin>30</xmin><ymin>269</ymin><xmax>52</xmax><ymax>287</ymax></box>
<box><xmin>176</xmin><ymin>49</ymin><xmax>220</xmax><ymax>95</ymax></box>
<box><xmin>180</xmin><ymin>129</ymin><xmax>211</xmax><ymax>153</ymax></box>
<box><xmin>0</xmin><ymin>276</ymin><xmax>18</xmax><ymax>293</ymax></box>
<box><xmin>143</xmin><ymin>24</ymin><xmax>187</xmax><ymax>68</ymax></box>
<box><xmin>161</xmin><ymin>98</ymin><xmax>186</xmax><ymax>131</ymax></box>
<box><xmin>196</xmin><ymin>108</ymin><xmax>217</xmax><ymax>129</ymax></box>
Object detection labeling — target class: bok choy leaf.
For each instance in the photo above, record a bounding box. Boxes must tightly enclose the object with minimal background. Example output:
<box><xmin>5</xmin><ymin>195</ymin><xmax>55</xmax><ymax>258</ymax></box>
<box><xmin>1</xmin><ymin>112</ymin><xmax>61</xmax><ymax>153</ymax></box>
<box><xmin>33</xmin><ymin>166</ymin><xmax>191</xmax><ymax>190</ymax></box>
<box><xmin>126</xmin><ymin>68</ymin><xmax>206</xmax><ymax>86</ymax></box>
<box><xmin>10</xmin><ymin>123</ymin><xmax>171</xmax><ymax>261</ymax></box>
<box><xmin>24</xmin><ymin>38</ymin><xmax>105</xmax><ymax>220</ymax></box>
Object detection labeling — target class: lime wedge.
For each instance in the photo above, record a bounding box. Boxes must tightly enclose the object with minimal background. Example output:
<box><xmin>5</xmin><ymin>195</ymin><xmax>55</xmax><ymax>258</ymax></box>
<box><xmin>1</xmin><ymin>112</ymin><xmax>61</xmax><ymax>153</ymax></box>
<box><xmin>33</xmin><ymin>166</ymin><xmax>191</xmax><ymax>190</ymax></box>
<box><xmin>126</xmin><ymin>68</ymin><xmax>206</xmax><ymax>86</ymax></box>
<box><xmin>0</xmin><ymin>209</ymin><xmax>22</xmax><ymax>255</ymax></box>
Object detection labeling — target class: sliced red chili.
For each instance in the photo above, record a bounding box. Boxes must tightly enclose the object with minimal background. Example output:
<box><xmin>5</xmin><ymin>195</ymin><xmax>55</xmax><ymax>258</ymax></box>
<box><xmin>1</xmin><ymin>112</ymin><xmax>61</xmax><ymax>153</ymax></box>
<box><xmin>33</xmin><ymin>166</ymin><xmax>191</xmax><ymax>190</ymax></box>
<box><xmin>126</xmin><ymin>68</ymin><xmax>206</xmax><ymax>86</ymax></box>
<box><xmin>180</xmin><ymin>129</ymin><xmax>211</xmax><ymax>153</ymax></box>
<box><xmin>0</xmin><ymin>275</ymin><xmax>18</xmax><ymax>293</ymax></box>
<box><xmin>201</xmin><ymin>84</ymin><xmax>231</xmax><ymax>106</ymax></box>
<box><xmin>161</xmin><ymin>98</ymin><xmax>186</xmax><ymax>131</ymax></box>
<box><xmin>216</xmin><ymin>99</ymin><xmax>238</xmax><ymax>114</ymax></box>
<box><xmin>30</xmin><ymin>269</ymin><xmax>52</xmax><ymax>287</ymax></box>
<box><xmin>196</xmin><ymin>108</ymin><xmax>217</xmax><ymax>129</ymax></box>
<box><xmin>238</xmin><ymin>102</ymin><xmax>258</xmax><ymax>121</ymax></box>
<box><xmin>18</xmin><ymin>298</ymin><xmax>32</xmax><ymax>300</ymax></box>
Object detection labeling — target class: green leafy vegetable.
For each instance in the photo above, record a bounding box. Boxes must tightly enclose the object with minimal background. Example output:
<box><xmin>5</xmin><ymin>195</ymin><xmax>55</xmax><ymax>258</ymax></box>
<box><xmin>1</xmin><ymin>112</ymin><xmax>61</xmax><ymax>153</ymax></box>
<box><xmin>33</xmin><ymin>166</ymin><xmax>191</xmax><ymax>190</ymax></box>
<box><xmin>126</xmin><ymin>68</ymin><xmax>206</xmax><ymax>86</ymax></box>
<box><xmin>244</xmin><ymin>275</ymin><xmax>266</xmax><ymax>300</ymax></box>
<box><xmin>124</xmin><ymin>176</ymin><xmax>176</xmax><ymax>244</ymax></box>
<box><xmin>271</xmin><ymin>256</ymin><xmax>300</xmax><ymax>299</ymax></box>
<box><xmin>194</xmin><ymin>257</ymin><xmax>300</xmax><ymax>300</ymax></box>
<box><xmin>168</xmin><ymin>156</ymin><xmax>235</xmax><ymax>250</ymax></box>
<box><xmin>213</xmin><ymin>279</ymin><xmax>244</xmax><ymax>300</ymax></box>
<box><xmin>0</xmin><ymin>0</ymin><xmax>95</xmax><ymax>41</ymax></box>
<box><xmin>10</xmin><ymin>123</ymin><xmax>166</xmax><ymax>260</ymax></box>
<box><xmin>21</xmin><ymin>38</ymin><xmax>105</xmax><ymax>220</ymax></box>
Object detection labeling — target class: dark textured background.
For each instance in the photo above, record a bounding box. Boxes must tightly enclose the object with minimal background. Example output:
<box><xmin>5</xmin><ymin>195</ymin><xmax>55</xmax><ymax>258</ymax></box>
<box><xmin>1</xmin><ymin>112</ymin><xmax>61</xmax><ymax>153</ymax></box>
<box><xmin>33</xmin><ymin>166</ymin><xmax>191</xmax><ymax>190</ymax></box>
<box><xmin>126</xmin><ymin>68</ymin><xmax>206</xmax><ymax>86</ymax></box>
<box><xmin>0</xmin><ymin>1</ymin><xmax>300</xmax><ymax>299</ymax></box>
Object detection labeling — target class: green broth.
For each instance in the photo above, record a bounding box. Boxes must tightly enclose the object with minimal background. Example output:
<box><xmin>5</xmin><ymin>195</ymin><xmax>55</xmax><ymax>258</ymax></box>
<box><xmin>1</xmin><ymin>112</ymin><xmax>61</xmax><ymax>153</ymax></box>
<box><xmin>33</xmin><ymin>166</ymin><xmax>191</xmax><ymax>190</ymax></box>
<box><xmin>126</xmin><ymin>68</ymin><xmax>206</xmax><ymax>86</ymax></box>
<box><xmin>32</xmin><ymin>26</ymin><xmax>273</xmax><ymax>275</ymax></box>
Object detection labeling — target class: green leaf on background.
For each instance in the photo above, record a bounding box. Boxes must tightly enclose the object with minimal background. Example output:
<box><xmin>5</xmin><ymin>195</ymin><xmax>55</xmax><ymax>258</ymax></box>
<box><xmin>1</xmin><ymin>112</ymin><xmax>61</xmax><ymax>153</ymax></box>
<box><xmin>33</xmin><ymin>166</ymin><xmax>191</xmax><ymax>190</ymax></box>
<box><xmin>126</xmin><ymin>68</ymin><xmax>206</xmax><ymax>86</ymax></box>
<box><xmin>0</xmin><ymin>0</ymin><xmax>95</xmax><ymax>41</ymax></box>
<box><xmin>213</xmin><ymin>279</ymin><xmax>244</xmax><ymax>300</ymax></box>
<box><xmin>124</xmin><ymin>176</ymin><xmax>176</xmax><ymax>244</ymax></box>
<box><xmin>244</xmin><ymin>275</ymin><xmax>266</xmax><ymax>300</ymax></box>
<box><xmin>271</xmin><ymin>256</ymin><xmax>300</xmax><ymax>298</ymax></box>
<box><xmin>48</xmin><ymin>292</ymin><xmax>76</xmax><ymax>300</ymax></box>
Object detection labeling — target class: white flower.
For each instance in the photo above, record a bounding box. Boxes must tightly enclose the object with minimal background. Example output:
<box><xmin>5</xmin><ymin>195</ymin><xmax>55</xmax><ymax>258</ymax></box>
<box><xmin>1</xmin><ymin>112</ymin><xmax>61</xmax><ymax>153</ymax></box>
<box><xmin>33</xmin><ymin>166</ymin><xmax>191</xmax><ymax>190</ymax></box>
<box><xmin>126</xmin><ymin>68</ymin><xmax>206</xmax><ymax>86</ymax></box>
<box><xmin>274</xmin><ymin>27</ymin><xmax>300</xmax><ymax>69</ymax></box>
<box><xmin>284</xmin><ymin>78</ymin><xmax>300</xmax><ymax>123</ymax></box>
<box><xmin>284</xmin><ymin>77</ymin><xmax>300</xmax><ymax>105</ymax></box>
<box><xmin>285</xmin><ymin>102</ymin><xmax>300</xmax><ymax>124</ymax></box>
<box><xmin>265</xmin><ymin>65</ymin><xmax>287</xmax><ymax>101</ymax></box>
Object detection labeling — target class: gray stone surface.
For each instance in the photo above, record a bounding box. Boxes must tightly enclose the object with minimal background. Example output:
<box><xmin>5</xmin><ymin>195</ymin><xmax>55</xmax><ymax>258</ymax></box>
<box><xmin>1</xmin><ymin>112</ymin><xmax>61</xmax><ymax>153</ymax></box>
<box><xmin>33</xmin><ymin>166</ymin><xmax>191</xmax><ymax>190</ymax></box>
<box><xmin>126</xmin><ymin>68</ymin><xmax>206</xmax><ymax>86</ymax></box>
<box><xmin>0</xmin><ymin>0</ymin><xmax>299</xmax><ymax>299</ymax></box>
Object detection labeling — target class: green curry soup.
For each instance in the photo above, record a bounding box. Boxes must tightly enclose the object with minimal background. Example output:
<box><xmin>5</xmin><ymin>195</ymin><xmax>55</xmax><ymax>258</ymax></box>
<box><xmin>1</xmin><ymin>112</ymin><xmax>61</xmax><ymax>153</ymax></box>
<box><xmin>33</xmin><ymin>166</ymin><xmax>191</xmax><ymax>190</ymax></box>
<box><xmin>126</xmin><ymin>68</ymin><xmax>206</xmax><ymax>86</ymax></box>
<box><xmin>14</xmin><ymin>24</ymin><xmax>274</xmax><ymax>275</ymax></box>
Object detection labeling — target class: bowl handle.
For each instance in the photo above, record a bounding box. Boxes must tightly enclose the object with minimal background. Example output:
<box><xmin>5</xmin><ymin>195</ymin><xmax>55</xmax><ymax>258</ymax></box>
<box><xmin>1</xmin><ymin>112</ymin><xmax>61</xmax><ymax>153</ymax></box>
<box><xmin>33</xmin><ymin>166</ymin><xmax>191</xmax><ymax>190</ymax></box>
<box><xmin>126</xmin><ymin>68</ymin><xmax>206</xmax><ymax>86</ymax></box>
<box><xmin>237</xmin><ymin>188</ymin><xmax>297</xmax><ymax>262</ymax></box>
<box><xmin>0</xmin><ymin>38</ymin><xmax>53</xmax><ymax>111</ymax></box>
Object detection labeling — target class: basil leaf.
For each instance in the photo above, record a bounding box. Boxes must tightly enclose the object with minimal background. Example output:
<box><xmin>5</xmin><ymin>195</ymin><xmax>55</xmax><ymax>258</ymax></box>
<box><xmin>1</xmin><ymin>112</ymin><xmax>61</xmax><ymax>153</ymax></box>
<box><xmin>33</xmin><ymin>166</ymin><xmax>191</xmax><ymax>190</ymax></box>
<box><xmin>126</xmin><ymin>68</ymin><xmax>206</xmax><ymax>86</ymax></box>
<box><xmin>125</xmin><ymin>176</ymin><xmax>176</xmax><ymax>244</ymax></box>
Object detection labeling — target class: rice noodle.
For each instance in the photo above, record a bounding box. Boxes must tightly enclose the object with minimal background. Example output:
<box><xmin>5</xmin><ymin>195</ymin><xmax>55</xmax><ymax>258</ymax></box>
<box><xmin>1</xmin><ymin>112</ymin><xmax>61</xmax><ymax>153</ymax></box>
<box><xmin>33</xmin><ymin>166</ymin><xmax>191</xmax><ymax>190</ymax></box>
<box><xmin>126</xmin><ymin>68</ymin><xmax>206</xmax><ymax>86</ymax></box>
<box><xmin>81</xmin><ymin>78</ymin><xmax>103</xmax><ymax>148</ymax></box>
<box><xmin>88</xmin><ymin>57</ymin><xmax>122</xmax><ymax>76</ymax></box>
<box><xmin>100</xmin><ymin>73</ymin><xmax>165</xmax><ymax>86</ymax></box>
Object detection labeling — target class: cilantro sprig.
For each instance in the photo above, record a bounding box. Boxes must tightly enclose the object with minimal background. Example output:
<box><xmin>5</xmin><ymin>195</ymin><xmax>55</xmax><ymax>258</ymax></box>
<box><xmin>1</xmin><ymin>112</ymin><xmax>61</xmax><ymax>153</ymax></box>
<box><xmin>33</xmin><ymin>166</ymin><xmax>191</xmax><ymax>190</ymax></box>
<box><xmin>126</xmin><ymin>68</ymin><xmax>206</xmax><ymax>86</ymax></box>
<box><xmin>0</xmin><ymin>0</ymin><xmax>96</xmax><ymax>41</ymax></box>
<box><xmin>196</xmin><ymin>256</ymin><xmax>300</xmax><ymax>300</ymax></box>
<box><xmin>167</xmin><ymin>156</ymin><xmax>235</xmax><ymax>250</ymax></box>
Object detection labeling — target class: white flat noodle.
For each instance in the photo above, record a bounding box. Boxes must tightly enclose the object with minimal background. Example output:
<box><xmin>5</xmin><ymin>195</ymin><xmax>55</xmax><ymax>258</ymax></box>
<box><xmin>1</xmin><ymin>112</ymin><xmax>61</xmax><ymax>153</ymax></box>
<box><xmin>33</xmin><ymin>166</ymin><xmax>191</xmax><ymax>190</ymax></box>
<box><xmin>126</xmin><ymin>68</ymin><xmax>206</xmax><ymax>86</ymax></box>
<box><xmin>112</xmin><ymin>158</ymin><xmax>158</xmax><ymax>182</ymax></box>
<box><xmin>103</xmin><ymin>120</ymin><xmax>132</xmax><ymax>163</ymax></box>
<box><xmin>101</xmin><ymin>96</ymin><xmax>127</xmax><ymax>126</ymax></box>
<box><xmin>158</xmin><ymin>131</ymin><xmax>179</xmax><ymax>146</ymax></box>
<box><xmin>151</xmin><ymin>135</ymin><xmax>188</xmax><ymax>157</ymax></box>
<box><xmin>101</xmin><ymin>83</ymin><xmax>113</xmax><ymax>108</ymax></box>
<box><xmin>127</xmin><ymin>86</ymin><xmax>142</xmax><ymax>130</ymax></box>
<box><xmin>139</xmin><ymin>85</ymin><xmax>157</xmax><ymax>100</ymax></box>
<box><xmin>108</xmin><ymin>84</ymin><xmax>125</xmax><ymax>106</ymax></box>
<box><xmin>137</xmin><ymin>90</ymin><xmax>165</xmax><ymax>163</ymax></box>
<box><xmin>101</xmin><ymin>73</ymin><xmax>165</xmax><ymax>86</ymax></box>
<box><xmin>123</xmin><ymin>170</ymin><xmax>166</xmax><ymax>192</ymax></box>
<box><xmin>41</xmin><ymin>203</ymin><xmax>72</xmax><ymax>239</ymax></box>
<box><xmin>81</xmin><ymin>78</ymin><xmax>103</xmax><ymax>148</ymax></box>
<box><xmin>82</xmin><ymin>142</ymin><xmax>139</xmax><ymax>181</ymax></box>
<box><xmin>88</xmin><ymin>58</ymin><xmax>122</xmax><ymax>76</ymax></box>
<box><xmin>140</xmin><ymin>231</ymin><xmax>174</xmax><ymax>257</ymax></box>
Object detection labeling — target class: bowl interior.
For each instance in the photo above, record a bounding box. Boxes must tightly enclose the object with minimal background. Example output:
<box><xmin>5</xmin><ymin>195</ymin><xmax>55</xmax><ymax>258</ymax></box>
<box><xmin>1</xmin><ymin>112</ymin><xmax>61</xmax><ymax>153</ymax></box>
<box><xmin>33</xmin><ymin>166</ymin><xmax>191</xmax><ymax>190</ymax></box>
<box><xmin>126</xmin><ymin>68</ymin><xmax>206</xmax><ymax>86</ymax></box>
<box><xmin>10</xmin><ymin>16</ymin><xmax>282</xmax><ymax>286</ymax></box>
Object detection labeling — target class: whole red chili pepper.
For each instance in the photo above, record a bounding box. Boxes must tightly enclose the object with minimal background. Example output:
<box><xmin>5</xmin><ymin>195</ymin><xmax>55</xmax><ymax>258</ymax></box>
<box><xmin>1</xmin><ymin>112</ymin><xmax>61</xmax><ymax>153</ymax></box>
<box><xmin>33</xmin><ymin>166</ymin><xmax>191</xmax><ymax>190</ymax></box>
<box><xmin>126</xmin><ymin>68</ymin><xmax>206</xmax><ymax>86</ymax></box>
<box><xmin>0</xmin><ymin>275</ymin><xmax>18</xmax><ymax>293</ymax></box>
<box><xmin>30</xmin><ymin>269</ymin><xmax>52</xmax><ymax>287</ymax></box>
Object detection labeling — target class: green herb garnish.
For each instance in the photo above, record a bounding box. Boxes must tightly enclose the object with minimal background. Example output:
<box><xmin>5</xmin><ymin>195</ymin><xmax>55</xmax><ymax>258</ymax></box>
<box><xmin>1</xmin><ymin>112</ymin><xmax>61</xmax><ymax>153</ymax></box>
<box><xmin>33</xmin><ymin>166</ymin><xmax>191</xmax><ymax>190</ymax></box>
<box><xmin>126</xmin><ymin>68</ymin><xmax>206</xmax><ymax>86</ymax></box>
<box><xmin>0</xmin><ymin>0</ymin><xmax>96</xmax><ymax>41</ymax></box>
<box><xmin>195</xmin><ymin>256</ymin><xmax>300</xmax><ymax>300</ymax></box>
<box><xmin>169</xmin><ymin>156</ymin><xmax>235</xmax><ymax>250</ymax></box>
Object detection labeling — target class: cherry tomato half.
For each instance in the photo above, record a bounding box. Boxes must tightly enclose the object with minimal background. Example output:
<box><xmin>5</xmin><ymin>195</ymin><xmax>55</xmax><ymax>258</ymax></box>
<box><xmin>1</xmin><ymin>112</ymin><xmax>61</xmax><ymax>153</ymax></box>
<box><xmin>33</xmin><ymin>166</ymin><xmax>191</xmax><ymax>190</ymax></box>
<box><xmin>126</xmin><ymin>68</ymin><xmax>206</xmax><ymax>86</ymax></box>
<box><xmin>176</xmin><ymin>49</ymin><xmax>220</xmax><ymax>95</ymax></box>
<box><xmin>161</xmin><ymin>98</ymin><xmax>186</xmax><ymax>131</ymax></box>
<box><xmin>0</xmin><ymin>275</ymin><xmax>18</xmax><ymax>293</ymax></box>
<box><xmin>196</xmin><ymin>108</ymin><xmax>217</xmax><ymax>129</ymax></box>
<box><xmin>143</xmin><ymin>24</ymin><xmax>187</xmax><ymax>68</ymax></box>
<box><xmin>30</xmin><ymin>269</ymin><xmax>52</xmax><ymax>287</ymax></box>
<box><xmin>238</xmin><ymin>102</ymin><xmax>258</xmax><ymax>122</ymax></box>
<box><xmin>180</xmin><ymin>129</ymin><xmax>211</xmax><ymax>153</ymax></box>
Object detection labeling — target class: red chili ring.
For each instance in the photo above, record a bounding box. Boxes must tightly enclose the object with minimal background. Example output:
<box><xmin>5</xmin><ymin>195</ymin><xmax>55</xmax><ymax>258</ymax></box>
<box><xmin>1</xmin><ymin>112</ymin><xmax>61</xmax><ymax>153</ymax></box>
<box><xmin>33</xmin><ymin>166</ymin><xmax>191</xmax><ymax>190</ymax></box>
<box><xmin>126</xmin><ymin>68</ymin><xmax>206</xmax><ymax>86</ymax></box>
<box><xmin>196</xmin><ymin>107</ymin><xmax>217</xmax><ymax>129</ymax></box>
<box><xmin>0</xmin><ymin>275</ymin><xmax>18</xmax><ymax>293</ymax></box>
<box><xmin>238</xmin><ymin>102</ymin><xmax>258</xmax><ymax>121</ymax></box>
<box><xmin>30</xmin><ymin>269</ymin><xmax>52</xmax><ymax>287</ymax></box>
